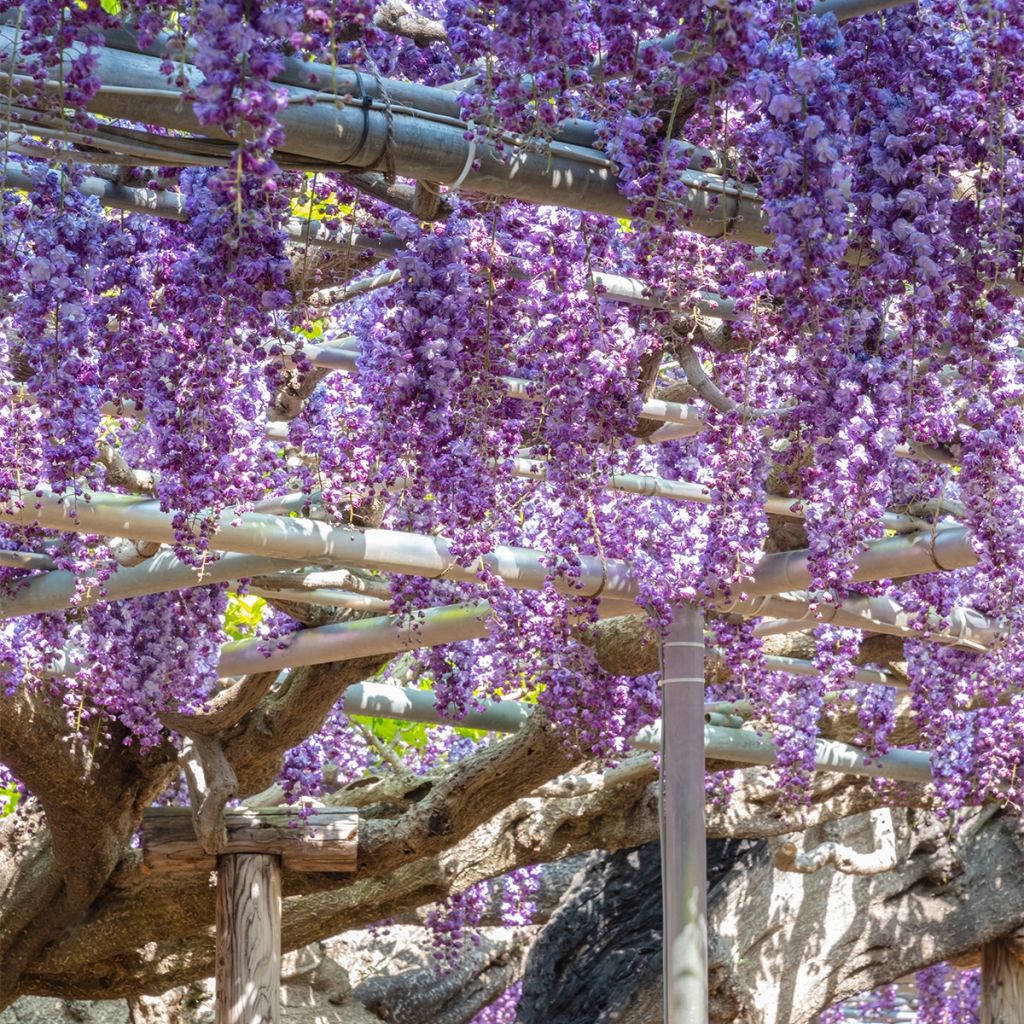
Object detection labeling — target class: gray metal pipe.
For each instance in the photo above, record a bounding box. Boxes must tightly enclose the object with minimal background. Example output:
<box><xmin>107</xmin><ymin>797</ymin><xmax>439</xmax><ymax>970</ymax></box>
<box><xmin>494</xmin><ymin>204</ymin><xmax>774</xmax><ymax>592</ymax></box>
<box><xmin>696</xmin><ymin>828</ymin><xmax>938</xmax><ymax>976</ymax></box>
<box><xmin>103</xmin><ymin>0</ymin><xmax>913</xmax><ymax>156</ymax></box>
<box><xmin>727</xmin><ymin>590</ymin><xmax>999</xmax><ymax>652</ymax></box>
<box><xmin>343</xmin><ymin>680</ymin><xmax>531</xmax><ymax>733</ymax></box>
<box><xmin>0</xmin><ymin>490</ymin><xmax>981</xmax><ymax>611</ymax></box>
<box><xmin>0</xmin><ymin>27</ymin><xmax>770</xmax><ymax>244</ymax></box>
<box><xmin>0</xmin><ymin>551</ymin><xmax>298</xmax><ymax>618</ymax></box>
<box><xmin>731</xmin><ymin>526</ymin><xmax>976</xmax><ymax>599</ymax></box>
<box><xmin>0</xmin><ymin>490</ymin><xmax>998</xmax><ymax>652</ymax></box>
<box><xmin>338</xmin><ymin>681</ymin><xmax>935</xmax><ymax>785</ymax></box>
<box><xmin>0</xmin><ymin>161</ymin><xmax>742</xmax><ymax>323</ymax></box>
<box><xmin>660</xmin><ymin>603</ymin><xmax>708</xmax><ymax>1024</ymax></box>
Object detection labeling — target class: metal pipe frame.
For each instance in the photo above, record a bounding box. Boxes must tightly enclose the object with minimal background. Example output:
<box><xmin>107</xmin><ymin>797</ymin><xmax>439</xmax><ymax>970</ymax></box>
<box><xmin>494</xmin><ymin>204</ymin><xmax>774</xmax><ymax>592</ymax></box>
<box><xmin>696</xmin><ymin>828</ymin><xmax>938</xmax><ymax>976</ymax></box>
<box><xmin>6</xmin><ymin>21</ymin><xmax>1023</xmax><ymax>300</ymax></box>
<box><xmin>0</xmin><ymin>490</ymin><xmax>998</xmax><ymax>656</ymax></box>
<box><xmin>214</xmin><ymin>585</ymin><xmax>987</xmax><ymax>682</ymax></box>
<box><xmin>0</xmin><ymin>27</ymin><xmax>768</xmax><ymax>245</ymax></box>
<box><xmin>0</xmin><ymin>161</ymin><xmax>741</xmax><ymax>324</ymax></box>
<box><xmin>0</xmin><ymin>551</ymin><xmax>298</xmax><ymax>618</ymax></box>
<box><xmin>287</xmin><ymin>340</ymin><xmax>959</xmax><ymax>480</ymax></box>
<box><xmin>728</xmin><ymin>591</ymin><xmax>1000</xmax><ymax>651</ymax></box>
<box><xmin>340</xmin><ymin>681</ymin><xmax>934</xmax><ymax>785</ymax></box>
<box><xmin>0</xmin><ymin>13</ymin><xmax>996</xmax><ymax>1020</ymax></box>
<box><xmin>0</xmin><ymin>488</ymin><xmax>986</xmax><ymax>617</ymax></box>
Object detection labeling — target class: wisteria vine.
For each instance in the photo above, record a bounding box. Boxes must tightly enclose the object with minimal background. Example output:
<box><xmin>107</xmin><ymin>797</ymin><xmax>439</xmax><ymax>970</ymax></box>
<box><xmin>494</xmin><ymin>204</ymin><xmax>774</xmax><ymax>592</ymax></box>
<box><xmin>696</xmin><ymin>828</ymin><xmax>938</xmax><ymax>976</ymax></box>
<box><xmin>0</xmin><ymin>6</ymin><xmax>1021</xmax><ymax>992</ymax></box>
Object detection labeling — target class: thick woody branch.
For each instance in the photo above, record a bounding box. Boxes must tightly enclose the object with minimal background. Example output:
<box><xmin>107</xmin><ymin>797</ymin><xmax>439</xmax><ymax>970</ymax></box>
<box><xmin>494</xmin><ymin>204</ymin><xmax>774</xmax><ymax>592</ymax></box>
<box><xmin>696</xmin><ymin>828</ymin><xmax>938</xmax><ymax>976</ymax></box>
<box><xmin>160</xmin><ymin>672</ymin><xmax>278</xmax><ymax>738</ymax></box>
<box><xmin>373</xmin><ymin>0</ymin><xmax>449</xmax><ymax>45</ymax></box>
<box><xmin>176</xmin><ymin>734</ymin><xmax>237</xmax><ymax>856</ymax></box>
<box><xmin>0</xmin><ymin>689</ymin><xmax>177</xmax><ymax>1006</ymax></box>
<box><xmin>218</xmin><ymin>654</ymin><xmax>392</xmax><ymax>798</ymax></box>
<box><xmin>773</xmin><ymin>807</ymin><xmax>898</xmax><ymax>875</ymax></box>
<box><xmin>707</xmin><ymin>805</ymin><xmax>1019</xmax><ymax>1023</ymax></box>
<box><xmin>11</xmin><ymin>753</ymin><xmax>932</xmax><ymax>1002</ymax></box>
<box><xmin>96</xmin><ymin>441</ymin><xmax>156</xmax><ymax>495</ymax></box>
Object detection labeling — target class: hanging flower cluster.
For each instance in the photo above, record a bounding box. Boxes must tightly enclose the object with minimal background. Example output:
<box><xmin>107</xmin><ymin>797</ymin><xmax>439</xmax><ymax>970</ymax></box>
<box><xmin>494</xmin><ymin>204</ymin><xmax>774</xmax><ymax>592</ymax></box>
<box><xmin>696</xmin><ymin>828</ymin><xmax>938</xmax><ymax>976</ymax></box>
<box><xmin>0</xmin><ymin>0</ymin><xmax>1022</xmax><ymax>821</ymax></box>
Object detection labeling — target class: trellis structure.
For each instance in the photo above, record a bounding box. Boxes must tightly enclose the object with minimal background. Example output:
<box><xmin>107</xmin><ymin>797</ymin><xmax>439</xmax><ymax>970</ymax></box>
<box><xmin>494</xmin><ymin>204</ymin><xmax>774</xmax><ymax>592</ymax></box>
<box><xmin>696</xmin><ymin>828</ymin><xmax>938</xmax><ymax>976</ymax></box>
<box><xmin>0</xmin><ymin>5</ymin><xmax>1020</xmax><ymax>1024</ymax></box>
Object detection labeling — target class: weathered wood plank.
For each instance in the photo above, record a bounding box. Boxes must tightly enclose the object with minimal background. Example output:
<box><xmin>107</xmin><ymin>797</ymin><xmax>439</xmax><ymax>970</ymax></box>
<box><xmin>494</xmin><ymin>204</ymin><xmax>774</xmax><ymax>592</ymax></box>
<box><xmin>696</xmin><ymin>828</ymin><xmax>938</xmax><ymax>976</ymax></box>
<box><xmin>216</xmin><ymin>853</ymin><xmax>281</xmax><ymax>1024</ymax></box>
<box><xmin>983</xmin><ymin>939</ymin><xmax>1024</xmax><ymax>1024</ymax></box>
<box><xmin>142</xmin><ymin>807</ymin><xmax>357</xmax><ymax>874</ymax></box>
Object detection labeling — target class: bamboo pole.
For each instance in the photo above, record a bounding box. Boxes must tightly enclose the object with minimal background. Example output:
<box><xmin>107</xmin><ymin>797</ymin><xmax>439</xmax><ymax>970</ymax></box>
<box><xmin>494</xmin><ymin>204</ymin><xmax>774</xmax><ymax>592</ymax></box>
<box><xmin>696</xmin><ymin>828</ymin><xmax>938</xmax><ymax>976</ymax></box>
<box><xmin>215</xmin><ymin>853</ymin><xmax>281</xmax><ymax>1024</ymax></box>
<box><xmin>281</xmin><ymin>340</ymin><xmax>707</xmax><ymax>433</ymax></box>
<box><xmin>283</xmin><ymin>337</ymin><xmax>956</xmax><ymax>475</ymax></box>
<box><xmin>660</xmin><ymin>603</ymin><xmax>708</xmax><ymax>1024</ymax></box>
<box><xmin>344</xmin><ymin>680</ymin><xmax>532</xmax><ymax>733</ymax></box>
<box><xmin>247</xmin><ymin>585</ymin><xmax>390</xmax><ymax>613</ymax></box>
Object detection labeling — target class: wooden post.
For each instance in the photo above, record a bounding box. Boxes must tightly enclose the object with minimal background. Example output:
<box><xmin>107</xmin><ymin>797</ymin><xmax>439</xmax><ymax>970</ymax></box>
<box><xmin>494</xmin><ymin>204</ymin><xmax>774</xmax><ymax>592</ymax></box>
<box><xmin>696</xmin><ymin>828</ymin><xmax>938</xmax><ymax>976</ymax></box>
<box><xmin>216</xmin><ymin>853</ymin><xmax>281</xmax><ymax>1024</ymax></box>
<box><xmin>141</xmin><ymin>807</ymin><xmax>359</xmax><ymax>1024</ymax></box>
<box><xmin>982</xmin><ymin>940</ymin><xmax>1024</xmax><ymax>1024</ymax></box>
<box><xmin>661</xmin><ymin>602</ymin><xmax>708</xmax><ymax>1024</ymax></box>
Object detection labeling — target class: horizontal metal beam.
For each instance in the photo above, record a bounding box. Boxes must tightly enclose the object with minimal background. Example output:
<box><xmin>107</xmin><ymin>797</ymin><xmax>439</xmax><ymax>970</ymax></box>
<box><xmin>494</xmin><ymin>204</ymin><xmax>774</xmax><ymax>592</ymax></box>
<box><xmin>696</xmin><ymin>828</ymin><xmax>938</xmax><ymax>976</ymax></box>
<box><xmin>105</xmin><ymin>0</ymin><xmax>911</xmax><ymax>157</ymax></box>
<box><xmin>344</xmin><ymin>680</ymin><xmax>531</xmax><ymax>733</ymax></box>
<box><xmin>0</xmin><ymin>27</ymin><xmax>768</xmax><ymax>244</ymax></box>
<box><xmin>216</xmin><ymin>579</ymin><xmax>991</xmax><ymax>682</ymax></box>
<box><xmin>0</xmin><ymin>550</ymin><xmax>298</xmax><ymax>618</ymax></box>
<box><xmin>0</xmin><ymin>491</ymin><xmax>997</xmax><ymax>654</ymax></box>
<box><xmin>728</xmin><ymin>590</ymin><xmax>999</xmax><ymax>651</ymax></box>
<box><xmin>697</xmin><ymin>724</ymin><xmax>931</xmax><ymax>785</ymax></box>
<box><xmin>0</xmin><ymin>161</ymin><xmax>740</xmax><ymax>324</ymax></box>
<box><xmin>339</xmin><ymin>681</ymin><xmax>934</xmax><ymax>785</ymax></box>
<box><xmin>0</xmin><ymin>489</ymin><xmax>982</xmax><ymax>611</ymax></box>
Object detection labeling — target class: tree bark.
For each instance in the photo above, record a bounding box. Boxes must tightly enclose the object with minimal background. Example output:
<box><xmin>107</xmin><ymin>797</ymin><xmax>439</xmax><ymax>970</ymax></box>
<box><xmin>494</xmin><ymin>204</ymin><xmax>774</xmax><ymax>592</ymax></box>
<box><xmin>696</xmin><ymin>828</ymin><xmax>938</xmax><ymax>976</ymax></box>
<box><xmin>516</xmin><ymin>806</ymin><xmax>1024</xmax><ymax>1024</ymax></box>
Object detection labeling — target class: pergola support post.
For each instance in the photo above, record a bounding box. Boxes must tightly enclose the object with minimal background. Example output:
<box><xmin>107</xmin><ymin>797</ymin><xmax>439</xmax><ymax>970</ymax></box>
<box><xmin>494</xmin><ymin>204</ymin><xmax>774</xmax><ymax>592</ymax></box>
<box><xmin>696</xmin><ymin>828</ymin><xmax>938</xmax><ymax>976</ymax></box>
<box><xmin>216</xmin><ymin>852</ymin><xmax>281</xmax><ymax>1024</ymax></box>
<box><xmin>982</xmin><ymin>939</ymin><xmax>1024</xmax><ymax>1024</ymax></box>
<box><xmin>661</xmin><ymin>602</ymin><xmax>708</xmax><ymax>1024</ymax></box>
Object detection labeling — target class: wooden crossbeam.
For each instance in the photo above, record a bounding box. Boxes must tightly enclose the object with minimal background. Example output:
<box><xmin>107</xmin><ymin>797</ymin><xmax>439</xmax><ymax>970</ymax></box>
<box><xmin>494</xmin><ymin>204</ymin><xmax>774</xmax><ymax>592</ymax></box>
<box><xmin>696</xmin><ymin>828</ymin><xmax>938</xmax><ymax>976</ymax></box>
<box><xmin>141</xmin><ymin>807</ymin><xmax>358</xmax><ymax>874</ymax></box>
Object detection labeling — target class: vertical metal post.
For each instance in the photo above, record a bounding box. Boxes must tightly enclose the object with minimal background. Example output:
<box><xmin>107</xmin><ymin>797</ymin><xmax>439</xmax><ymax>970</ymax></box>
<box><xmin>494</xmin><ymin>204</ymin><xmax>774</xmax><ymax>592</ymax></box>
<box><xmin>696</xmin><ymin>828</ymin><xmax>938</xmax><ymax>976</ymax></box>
<box><xmin>661</xmin><ymin>602</ymin><xmax>708</xmax><ymax>1024</ymax></box>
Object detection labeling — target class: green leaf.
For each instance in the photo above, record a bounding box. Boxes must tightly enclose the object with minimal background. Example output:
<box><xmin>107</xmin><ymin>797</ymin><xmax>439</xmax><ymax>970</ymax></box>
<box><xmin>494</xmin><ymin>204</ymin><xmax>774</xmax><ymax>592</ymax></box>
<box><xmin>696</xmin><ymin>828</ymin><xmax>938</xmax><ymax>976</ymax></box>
<box><xmin>224</xmin><ymin>593</ymin><xmax>266</xmax><ymax>641</ymax></box>
<box><xmin>0</xmin><ymin>782</ymin><xmax>20</xmax><ymax>817</ymax></box>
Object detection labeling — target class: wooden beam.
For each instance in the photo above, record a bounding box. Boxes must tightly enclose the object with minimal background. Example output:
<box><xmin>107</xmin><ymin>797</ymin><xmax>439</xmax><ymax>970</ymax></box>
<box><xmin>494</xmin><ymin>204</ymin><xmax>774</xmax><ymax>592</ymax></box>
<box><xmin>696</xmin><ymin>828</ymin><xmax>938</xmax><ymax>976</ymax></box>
<box><xmin>983</xmin><ymin>939</ymin><xmax>1024</xmax><ymax>1024</ymax></box>
<box><xmin>216</xmin><ymin>853</ymin><xmax>281</xmax><ymax>1024</ymax></box>
<box><xmin>142</xmin><ymin>807</ymin><xmax>357</xmax><ymax>874</ymax></box>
